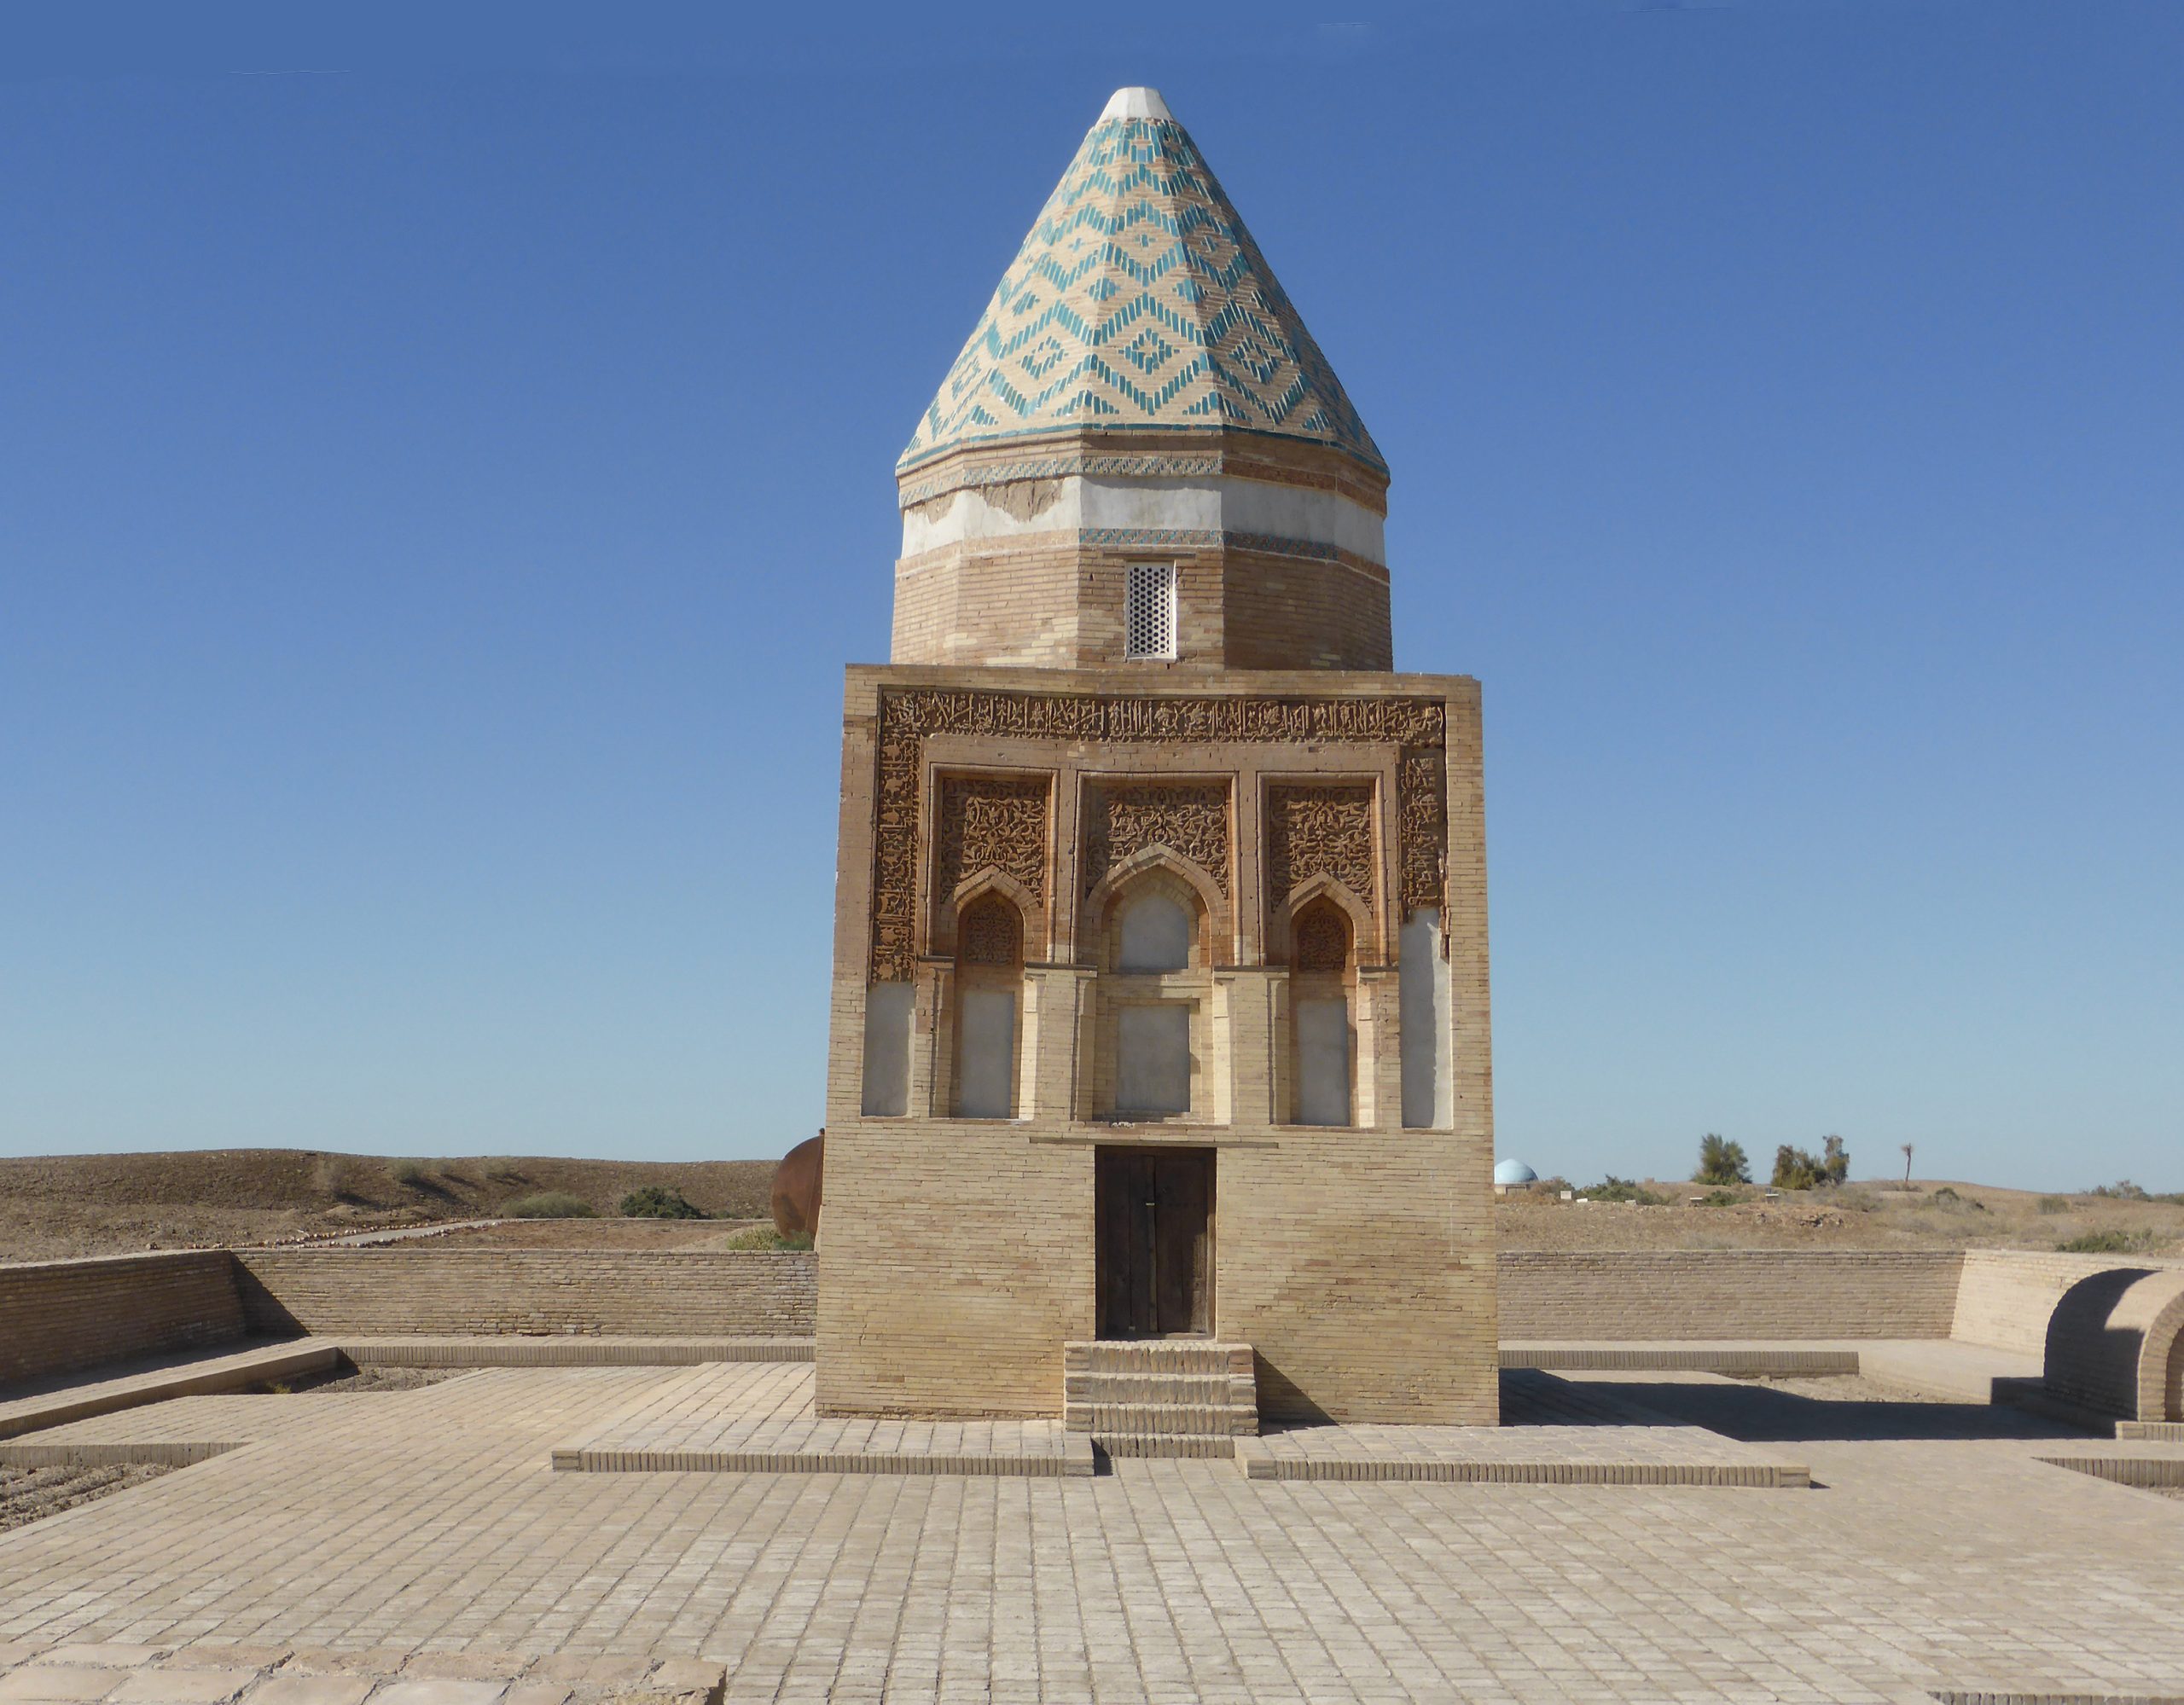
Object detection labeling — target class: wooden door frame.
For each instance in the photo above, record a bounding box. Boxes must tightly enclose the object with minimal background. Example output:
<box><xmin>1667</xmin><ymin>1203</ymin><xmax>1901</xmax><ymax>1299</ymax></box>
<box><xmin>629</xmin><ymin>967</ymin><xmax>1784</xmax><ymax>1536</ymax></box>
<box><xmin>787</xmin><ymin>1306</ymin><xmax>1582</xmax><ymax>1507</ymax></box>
<box><xmin>1093</xmin><ymin>1145</ymin><xmax>1216</xmax><ymax>1339</ymax></box>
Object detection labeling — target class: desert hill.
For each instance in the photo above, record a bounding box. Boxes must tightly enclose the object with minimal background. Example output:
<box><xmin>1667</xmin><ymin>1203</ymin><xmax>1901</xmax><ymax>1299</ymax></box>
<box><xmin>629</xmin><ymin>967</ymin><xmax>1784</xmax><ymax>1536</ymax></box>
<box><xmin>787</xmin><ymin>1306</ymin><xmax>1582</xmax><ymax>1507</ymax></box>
<box><xmin>0</xmin><ymin>1149</ymin><xmax>775</xmax><ymax>1263</ymax></box>
<box><xmin>5</xmin><ymin>1150</ymin><xmax>2180</xmax><ymax>1267</ymax></box>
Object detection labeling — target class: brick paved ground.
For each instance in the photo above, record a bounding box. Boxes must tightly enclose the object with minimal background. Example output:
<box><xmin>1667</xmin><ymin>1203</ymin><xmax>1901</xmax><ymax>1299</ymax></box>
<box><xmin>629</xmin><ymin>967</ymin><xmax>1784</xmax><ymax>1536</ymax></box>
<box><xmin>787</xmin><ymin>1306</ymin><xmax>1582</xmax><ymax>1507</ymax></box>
<box><xmin>549</xmin><ymin>1365</ymin><xmax>1090</xmax><ymax>1476</ymax></box>
<box><xmin>3</xmin><ymin>1368</ymin><xmax>2182</xmax><ymax>1702</ymax></box>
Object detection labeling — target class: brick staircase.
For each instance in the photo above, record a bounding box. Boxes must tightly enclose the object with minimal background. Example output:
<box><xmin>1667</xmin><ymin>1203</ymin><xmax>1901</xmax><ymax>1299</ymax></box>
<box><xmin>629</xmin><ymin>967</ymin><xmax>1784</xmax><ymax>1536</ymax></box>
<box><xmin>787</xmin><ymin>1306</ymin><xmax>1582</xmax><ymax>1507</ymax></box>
<box><xmin>1063</xmin><ymin>1340</ymin><xmax>1258</xmax><ymax>1459</ymax></box>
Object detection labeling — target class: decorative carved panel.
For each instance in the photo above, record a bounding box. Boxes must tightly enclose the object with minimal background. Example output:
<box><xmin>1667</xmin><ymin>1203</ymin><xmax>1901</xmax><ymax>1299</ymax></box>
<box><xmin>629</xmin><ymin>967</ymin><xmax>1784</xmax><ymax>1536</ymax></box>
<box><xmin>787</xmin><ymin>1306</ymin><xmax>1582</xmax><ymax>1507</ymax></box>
<box><xmin>1082</xmin><ymin>783</ymin><xmax>1230</xmax><ymax>900</ymax></box>
<box><xmin>956</xmin><ymin>894</ymin><xmax>1024</xmax><ymax>966</ymax></box>
<box><xmin>934</xmin><ymin>775</ymin><xmax>1049</xmax><ymax>906</ymax></box>
<box><xmin>1265</xmin><ymin>785</ymin><xmax>1377</xmax><ymax>920</ymax></box>
<box><xmin>868</xmin><ymin>688</ymin><xmax>1447</xmax><ymax>982</ymax></box>
<box><xmin>1397</xmin><ymin>749</ymin><xmax>1447</xmax><ymax>918</ymax></box>
<box><xmin>1291</xmin><ymin>901</ymin><xmax>1351</xmax><ymax>973</ymax></box>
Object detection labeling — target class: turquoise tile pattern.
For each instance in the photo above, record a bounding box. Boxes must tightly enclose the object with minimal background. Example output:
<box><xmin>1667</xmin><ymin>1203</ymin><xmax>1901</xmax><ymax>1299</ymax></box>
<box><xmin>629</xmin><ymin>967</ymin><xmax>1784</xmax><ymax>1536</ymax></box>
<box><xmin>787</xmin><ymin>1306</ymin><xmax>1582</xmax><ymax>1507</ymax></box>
<box><xmin>900</xmin><ymin>104</ymin><xmax>1384</xmax><ymax>474</ymax></box>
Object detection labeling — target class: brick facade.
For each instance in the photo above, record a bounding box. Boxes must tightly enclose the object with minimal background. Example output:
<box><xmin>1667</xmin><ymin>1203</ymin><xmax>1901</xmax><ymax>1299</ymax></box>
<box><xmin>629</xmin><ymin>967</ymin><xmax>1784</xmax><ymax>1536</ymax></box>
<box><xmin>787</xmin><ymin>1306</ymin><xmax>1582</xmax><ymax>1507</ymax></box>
<box><xmin>816</xmin><ymin>668</ymin><xmax>1499</xmax><ymax>1424</ymax></box>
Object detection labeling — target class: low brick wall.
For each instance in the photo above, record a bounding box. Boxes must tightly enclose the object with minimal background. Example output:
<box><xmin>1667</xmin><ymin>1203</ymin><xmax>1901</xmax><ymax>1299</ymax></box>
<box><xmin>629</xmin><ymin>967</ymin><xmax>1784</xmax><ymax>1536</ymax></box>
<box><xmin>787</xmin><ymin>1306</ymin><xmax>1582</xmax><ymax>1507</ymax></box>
<box><xmin>1496</xmin><ymin>1250</ymin><xmax>1966</xmax><ymax>1341</ymax></box>
<box><xmin>13</xmin><ymin>1242</ymin><xmax>2174</xmax><ymax>1400</ymax></box>
<box><xmin>1951</xmin><ymin>1249</ymin><xmax>2184</xmax><ymax>1354</ymax></box>
<box><xmin>232</xmin><ymin>1250</ymin><xmax>817</xmax><ymax>1338</ymax></box>
<box><xmin>0</xmin><ymin>1252</ymin><xmax>246</xmax><ymax>1385</ymax></box>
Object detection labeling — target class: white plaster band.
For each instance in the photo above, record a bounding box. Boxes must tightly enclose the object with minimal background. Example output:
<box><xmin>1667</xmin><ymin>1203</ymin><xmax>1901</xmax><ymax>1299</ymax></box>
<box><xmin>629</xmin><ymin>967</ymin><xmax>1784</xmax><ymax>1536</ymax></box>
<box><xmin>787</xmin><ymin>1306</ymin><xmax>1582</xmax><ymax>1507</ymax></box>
<box><xmin>901</xmin><ymin>473</ymin><xmax>1386</xmax><ymax>565</ymax></box>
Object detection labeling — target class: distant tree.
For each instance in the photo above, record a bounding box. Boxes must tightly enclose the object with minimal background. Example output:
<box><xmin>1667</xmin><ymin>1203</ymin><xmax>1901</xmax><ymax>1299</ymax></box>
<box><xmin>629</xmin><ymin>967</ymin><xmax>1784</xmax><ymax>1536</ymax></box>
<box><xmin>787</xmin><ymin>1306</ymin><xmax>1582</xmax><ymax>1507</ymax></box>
<box><xmin>1773</xmin><ymin>1140</ymin><xmax>1848</xmax><ymax>1192</ymax></box>
<box><xmin>1773</xmin><ymin>1145</ymin><xmax>1819</xmax><ymax>1191</ymax></box>
<box><xmin>1694</xmin><ymin>1134</ymin><xmax>1751</xmax><ymax>1186</ymax></box>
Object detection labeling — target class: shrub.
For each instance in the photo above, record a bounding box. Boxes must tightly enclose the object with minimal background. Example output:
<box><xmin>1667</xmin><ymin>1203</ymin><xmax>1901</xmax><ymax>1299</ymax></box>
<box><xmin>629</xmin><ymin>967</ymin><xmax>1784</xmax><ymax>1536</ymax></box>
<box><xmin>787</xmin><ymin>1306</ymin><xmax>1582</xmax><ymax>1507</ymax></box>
<box><xmin>2036</xmin><ymin>1195</ymin><xmax>2071</xmax><ymax>1215</ymax></box>
<box><xmin>721</xmin><ymin>1226</ymin><xmax>813</xmax><ymax>1251</ymax></box>
<box><xmin>2056</xmin><ymin>1228</ymin><xmax>2158</xmax><ymax>1255</ymax></box>
<box><xmin>1695</xmin><ymin>1188</ymin><xmax>1742</xmax><ymax>1208</ymax></box>
<box><xmin>619</xmin><ymin>1186</ymin><xmax>706</xmax><ymax>1220</ymax></box>
<box><xmin>1927</xmin><ymin>1186</ymin><xmax>1987</xmax><ymax>1214</ymax></box>
<box><xmin>504</xmin><ymin>1192</ymin><xmax>595</xmax><ymax>1219</ymax></box>
<box><xmin>386</xmin><ymin>1159</ymin><xmax>430</xmax><ymax>1189</ymax></box>
<box><xmin>1582</xmin><ymin>1177</ymin><xmax>1668</xmax><ymax>1206</ymax></box>
<box><xmin>1694</xmin><ymin>1134</ymin><xmax>1751</xmax><ymax>1186</ymax></box>
<box><xmin>311</xmin><ymin>1154</ymin><xmax>363</xmax><ymax>1201</ymax></box>
<box><xmin>1837</xmin><ymin>1187</ymin><xmax>1883</xmax><ymax>1214</ymax></box>
<box><xmin>2091</xmin><ymin>1180</ymin><xmax>2151</xmax><ymax>1201</ymax></box>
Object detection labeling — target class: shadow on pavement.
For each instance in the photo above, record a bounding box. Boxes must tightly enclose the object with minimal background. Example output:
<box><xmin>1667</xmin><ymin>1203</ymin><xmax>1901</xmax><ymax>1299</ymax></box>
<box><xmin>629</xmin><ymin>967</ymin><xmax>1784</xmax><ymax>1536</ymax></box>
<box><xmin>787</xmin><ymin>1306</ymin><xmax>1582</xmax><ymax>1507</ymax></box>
<box><xmin>1571</xmin><ymin>1377</ymin><xmax>2102</xmax><ymax>1443</ymax></box>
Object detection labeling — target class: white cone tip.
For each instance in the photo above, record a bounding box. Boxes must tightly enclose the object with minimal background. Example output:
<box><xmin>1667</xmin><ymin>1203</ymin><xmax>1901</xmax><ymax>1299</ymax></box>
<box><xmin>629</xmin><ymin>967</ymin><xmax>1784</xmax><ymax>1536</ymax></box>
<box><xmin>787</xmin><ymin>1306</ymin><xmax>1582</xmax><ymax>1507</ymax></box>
<box><xmin>1100</xmin><ymin>87</ymin><xmax>1172</xmax><ymax>121</ymax></box>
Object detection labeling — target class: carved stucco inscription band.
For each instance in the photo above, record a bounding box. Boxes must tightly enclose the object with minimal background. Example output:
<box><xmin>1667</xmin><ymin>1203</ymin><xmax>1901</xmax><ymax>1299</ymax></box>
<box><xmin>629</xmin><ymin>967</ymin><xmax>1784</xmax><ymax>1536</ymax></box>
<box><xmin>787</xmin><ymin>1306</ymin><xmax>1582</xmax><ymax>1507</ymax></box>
<box><xmin>868</xmin><ymin>687</ymin><xmax>1448</xmax><ymax>983</ymax></box>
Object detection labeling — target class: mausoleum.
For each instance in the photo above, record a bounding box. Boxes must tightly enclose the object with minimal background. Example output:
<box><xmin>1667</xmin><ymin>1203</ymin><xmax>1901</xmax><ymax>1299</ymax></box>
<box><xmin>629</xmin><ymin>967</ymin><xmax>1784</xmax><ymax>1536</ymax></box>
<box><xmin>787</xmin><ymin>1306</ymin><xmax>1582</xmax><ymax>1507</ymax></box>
<box><xmin>817</xmin><ymin>88</ymin><xmax>1498</xmax><ymax>1430</ymax></box>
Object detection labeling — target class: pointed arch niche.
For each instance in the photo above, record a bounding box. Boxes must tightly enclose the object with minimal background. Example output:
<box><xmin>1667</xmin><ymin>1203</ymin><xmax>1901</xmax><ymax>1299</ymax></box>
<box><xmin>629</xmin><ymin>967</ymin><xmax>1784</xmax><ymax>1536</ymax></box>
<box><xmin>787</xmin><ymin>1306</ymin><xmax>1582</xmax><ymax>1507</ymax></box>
<box><xmin>1083</xmin><ymin>849</ymin><xmax>1224</xmax><ymax>1122</ymax></box>
<box><xmin>950</xmin><ymin>884</ymin><xmax>1026</xmax><ymax>1118</ymax></box>
<box><xmin>1276</xmin><ymin>878</ymin><xmax>1368</xmax><ymax>1128</ymax></box>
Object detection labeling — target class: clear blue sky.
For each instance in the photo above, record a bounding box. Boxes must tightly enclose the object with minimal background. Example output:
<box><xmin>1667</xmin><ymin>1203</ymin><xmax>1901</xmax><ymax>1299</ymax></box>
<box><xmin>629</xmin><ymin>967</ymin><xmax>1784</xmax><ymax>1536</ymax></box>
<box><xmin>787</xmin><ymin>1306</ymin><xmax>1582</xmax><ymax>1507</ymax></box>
<box><xmin>3</xmin><ymin>3</ymin><xmax>2179</xmax><ymax>1188</ymax></box>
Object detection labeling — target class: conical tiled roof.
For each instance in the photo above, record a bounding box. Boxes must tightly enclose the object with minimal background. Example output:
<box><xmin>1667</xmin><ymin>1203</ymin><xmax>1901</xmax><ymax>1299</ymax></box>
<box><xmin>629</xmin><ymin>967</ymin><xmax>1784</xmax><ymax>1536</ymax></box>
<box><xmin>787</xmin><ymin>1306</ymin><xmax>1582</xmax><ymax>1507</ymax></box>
<box><xmin>899</xmin><ymin>89</ymin><xmax>1384</xmax><ymax>475</ymax></box>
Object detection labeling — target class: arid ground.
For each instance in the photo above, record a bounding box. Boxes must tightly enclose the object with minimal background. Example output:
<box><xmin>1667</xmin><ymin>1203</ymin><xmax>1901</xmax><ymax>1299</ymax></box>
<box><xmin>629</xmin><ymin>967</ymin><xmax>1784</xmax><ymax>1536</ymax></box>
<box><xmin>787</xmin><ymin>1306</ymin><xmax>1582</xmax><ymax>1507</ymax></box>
<box><xmin>0</xmin><ymin>1151</ymin><xmax>775</xmax><ymax>1263</ymax></box>
<box><xmin>3</xmin><ymin>1149</ymin><xmax>2178</xmax><ymax>1263</ymax></box>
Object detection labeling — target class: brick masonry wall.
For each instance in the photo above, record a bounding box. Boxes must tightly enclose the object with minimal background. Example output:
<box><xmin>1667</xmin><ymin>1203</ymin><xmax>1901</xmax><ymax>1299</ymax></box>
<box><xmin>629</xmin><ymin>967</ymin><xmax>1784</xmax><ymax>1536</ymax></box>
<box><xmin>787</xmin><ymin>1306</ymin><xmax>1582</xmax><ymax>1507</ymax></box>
<box><xmin>232</xmin><ymin>1250</ymin><xmax>816</xmax><ymax>1338</ymax></box>
<box><xmin>813</xmin><ymin>1124</ymin><xmax>1500</xmax><ymax>1424</ymax></box>
<box><xmin>816</xmin><ymin>1124</ymin><xmax>1096</xmax><ymax>1419</ymax></box>
<box><xmin>1224</xmin><ymin>1130</ymin><xmax>1498</xmax><ymax>1424</ymax></box>
<box><xmin>0</xmin><ymin>1252</ymin><xmax>246</xmax><ymax>1385</ymax></box>
<box><xmin>892</xmin><ymin>542</ymin><xmax>1392</xmax><ymax>672</ymax></box>
<box><xmin>1950</xmin><ymin>1249</ymin><xmax>2184</xmax><ymax>1354</ymax></box>
<box><xmin>1221</xmin><ymin>553</ymin><xmax>1391</xmax><ymax>672</ymax></box>
<box><xmin>2038</xmin><ymin>1266</ymin><xmax>2184</xmax><ymax>1420</ymax></box>
<box><xmin>1496</xmin><ymin>1250</ymin><xmax>1966</xmax><ymax>1341</ymax></box>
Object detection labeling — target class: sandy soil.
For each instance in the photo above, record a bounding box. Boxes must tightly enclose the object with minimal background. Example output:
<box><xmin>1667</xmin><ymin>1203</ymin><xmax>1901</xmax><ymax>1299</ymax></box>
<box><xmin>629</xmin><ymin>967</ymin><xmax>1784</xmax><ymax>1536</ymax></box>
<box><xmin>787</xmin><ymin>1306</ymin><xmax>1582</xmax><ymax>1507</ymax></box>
<box><xmin>0</xmin><ymin>1464</ymin><xmax>172</xmax><ymax>1534</ymax></box>
<box><xmin>1496</xmin><ymin>1178</ymin><xmax>2184</xmax><ymax>1255</ymax></box>
<box><xmin>268</xmin><ymin>1365</ymin><xmax>473</xmax><ymax>1394</ymax></box>
<box><xmin>414</xmin><ymin>1217</ymin><xmax>775</xmax><ymax>1250</ymax></box>
<box><xmin>1735</xmin><ymin>1372</ymin><xmax>1959</xmax><ymax>1403</ymax></box>
<box><xmin>6</xmin><ymin>1151</ymin><xmax>2179</xmax><ymax>1264</ymax></box>
<box><xmin>0</xmin><ymin>1151</ymin><xmax>776</xmax><ymax>1263</ymax></box>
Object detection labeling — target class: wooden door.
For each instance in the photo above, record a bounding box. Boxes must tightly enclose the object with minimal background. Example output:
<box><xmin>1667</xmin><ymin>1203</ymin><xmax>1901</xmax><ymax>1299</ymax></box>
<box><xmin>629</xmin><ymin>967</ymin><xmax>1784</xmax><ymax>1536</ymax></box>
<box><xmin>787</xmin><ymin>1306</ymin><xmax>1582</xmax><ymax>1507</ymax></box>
<box><xmin>1095</xmin><ymin>1147</ymin><xmax>1213</xmax><ymax>1337</ymax></box>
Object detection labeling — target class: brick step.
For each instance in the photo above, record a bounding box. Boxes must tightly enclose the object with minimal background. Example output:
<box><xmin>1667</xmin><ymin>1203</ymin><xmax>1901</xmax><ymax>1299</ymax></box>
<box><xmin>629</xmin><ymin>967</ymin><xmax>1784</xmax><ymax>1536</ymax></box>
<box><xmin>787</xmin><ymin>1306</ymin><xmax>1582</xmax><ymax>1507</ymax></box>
<box><xmin>1063</xmin><ymin>1371</ymin><xmax>1253</xmax><ymax>1406</ymax></box>
<box><xmin>1064</xmin><ymin>1401</ymin><xmax>1258</xmax><ymax>1436</ymax></box>
<box><xmin>2116</xmin><ymin>1420</ymin><xmax>2184</xmax><ymax>1441</ymax></box>
<box><xmin>1062</xmin><ymin>1340</ymin><xmax>1253</xmax><ymax>1377</ymax></box>
<box><xmin>1093</xmin><ymin>1431</ymin><xmax>1240</xmax><ymax>1460</ymax></box>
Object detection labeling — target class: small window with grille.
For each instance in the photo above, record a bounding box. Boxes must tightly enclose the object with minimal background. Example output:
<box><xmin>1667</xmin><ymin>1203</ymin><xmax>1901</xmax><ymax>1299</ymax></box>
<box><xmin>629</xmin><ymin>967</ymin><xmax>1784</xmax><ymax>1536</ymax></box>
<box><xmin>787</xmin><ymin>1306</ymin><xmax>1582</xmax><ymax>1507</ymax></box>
<box><xmin>1124</xmin><ymin>562</ymin><xmax>1177</xmax><ymax>661</ymax></box>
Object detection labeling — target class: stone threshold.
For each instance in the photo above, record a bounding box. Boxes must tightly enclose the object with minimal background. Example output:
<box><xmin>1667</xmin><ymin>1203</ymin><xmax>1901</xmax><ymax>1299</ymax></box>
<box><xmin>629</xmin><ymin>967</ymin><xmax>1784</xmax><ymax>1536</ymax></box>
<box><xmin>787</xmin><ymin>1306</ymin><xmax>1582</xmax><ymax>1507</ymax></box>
<box><xmin>1232</xmin><ymin>1439</ymin><xmax>1809</xmax><ymax>1488</ymax></box>
<box><xmin>1928</xmin><ymin>1692</ymin><xmax>2184</xmax><ymax>1704</ymax></box>
<box><xmin>2034</xmin><ymin>1449</ymin><xmax>2184</xmax><ymax>1489</ymax></box>
<box><xmin>338</xmin><ymin>1337</ymin><xmax>813</xmax><ymax>1368</ymax></box>
<box><xmin>550</xmin><ymin>1437</ymin><xmax>1095</xmax><ymax>1477</ymax></box>
<box><xmin>0</xmin><ymin>1641</ymin><xmax>727</xmax><ymax>1705</ymax></box>
<box><xmin>0</xmin><ymin>1341</ymin><xmax>339</xmax><ymax>1443</ymax></box>
<box><xmin>0</xmin><ymin>1437</ymin><xmax>244</xmax><ymax>1469</ymax></box>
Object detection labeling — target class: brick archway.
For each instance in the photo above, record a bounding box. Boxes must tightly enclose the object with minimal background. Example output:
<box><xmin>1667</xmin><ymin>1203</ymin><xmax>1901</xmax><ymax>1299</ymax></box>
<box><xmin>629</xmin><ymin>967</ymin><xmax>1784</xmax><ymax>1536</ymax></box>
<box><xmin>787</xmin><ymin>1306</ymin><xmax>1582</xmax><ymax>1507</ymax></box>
<box><xmin>2145</xmin><ymin>1284</ymin><xmax>2184</xmax><ymax>1423</ymax></box>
